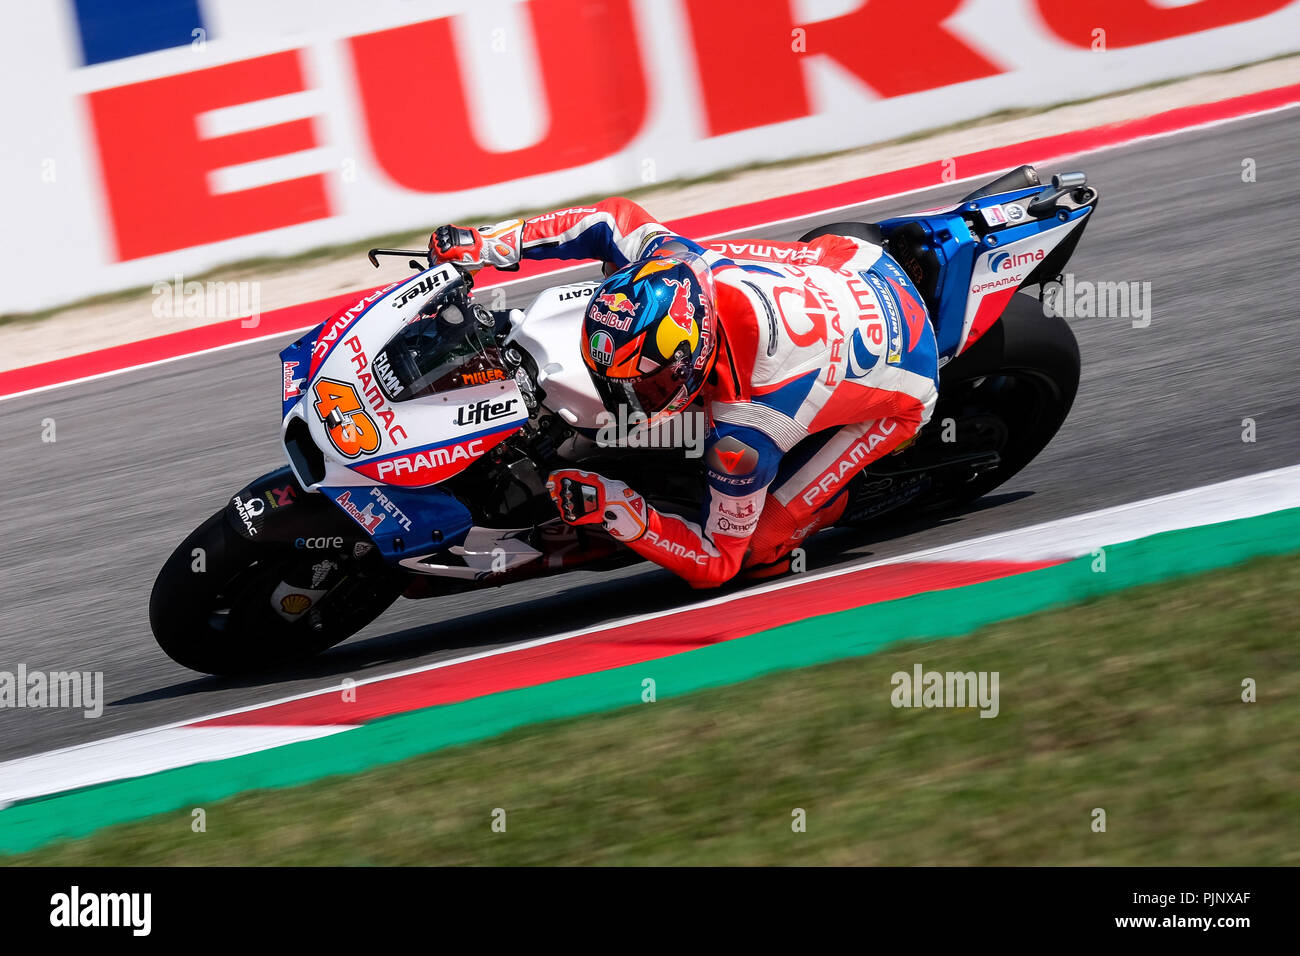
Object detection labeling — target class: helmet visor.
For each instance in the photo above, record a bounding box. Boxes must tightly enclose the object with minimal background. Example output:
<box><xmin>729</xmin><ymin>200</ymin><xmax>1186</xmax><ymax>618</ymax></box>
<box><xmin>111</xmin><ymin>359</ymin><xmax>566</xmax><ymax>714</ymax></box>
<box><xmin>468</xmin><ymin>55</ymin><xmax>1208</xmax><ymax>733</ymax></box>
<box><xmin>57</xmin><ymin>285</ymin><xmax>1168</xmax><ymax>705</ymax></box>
<box><xmin>593</xmin><ymin>345</ymin><xmax>696</xmax><ymax>424</ymax></box>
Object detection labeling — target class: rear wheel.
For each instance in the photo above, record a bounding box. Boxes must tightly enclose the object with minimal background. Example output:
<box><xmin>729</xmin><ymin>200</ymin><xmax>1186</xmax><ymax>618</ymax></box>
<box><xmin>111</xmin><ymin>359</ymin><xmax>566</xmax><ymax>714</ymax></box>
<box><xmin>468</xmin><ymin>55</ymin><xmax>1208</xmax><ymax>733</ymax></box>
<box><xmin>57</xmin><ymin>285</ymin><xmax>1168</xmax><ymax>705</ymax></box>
<box><xmin>149</xmin><ymin>510</ymin><xmax>406</xmax><ymax>675</ymax></box>
<box><xmin>797</xmin><ymin>221</ymin><xmax>883</xmax><ymax>245</ymax></box>
<box><xmin>845</xmin><ymin>293</ymin><xmax>1080</xmax><ymax>521</ymax></box>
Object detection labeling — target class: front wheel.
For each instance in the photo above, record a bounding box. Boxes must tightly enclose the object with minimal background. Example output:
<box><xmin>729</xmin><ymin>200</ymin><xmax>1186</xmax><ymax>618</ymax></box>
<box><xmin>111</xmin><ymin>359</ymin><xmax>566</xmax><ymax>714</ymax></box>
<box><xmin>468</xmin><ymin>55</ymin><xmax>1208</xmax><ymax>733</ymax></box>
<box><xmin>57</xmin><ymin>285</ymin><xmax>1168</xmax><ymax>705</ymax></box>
<box><xmin>149</xmin><ymin>510</ymin><xmax>406</xmax><ymax>676</ymax></box>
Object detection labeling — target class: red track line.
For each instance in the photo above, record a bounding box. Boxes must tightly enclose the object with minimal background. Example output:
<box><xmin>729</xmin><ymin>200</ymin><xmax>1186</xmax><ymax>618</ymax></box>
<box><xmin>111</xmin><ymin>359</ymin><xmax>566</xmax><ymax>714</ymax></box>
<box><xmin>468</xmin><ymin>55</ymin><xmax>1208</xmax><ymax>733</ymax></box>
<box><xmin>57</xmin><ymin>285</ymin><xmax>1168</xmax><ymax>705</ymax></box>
<box><xmin>193</xmin><ymin>558</ymin><xmax>1060</xmax><ymax>727</ymax></box>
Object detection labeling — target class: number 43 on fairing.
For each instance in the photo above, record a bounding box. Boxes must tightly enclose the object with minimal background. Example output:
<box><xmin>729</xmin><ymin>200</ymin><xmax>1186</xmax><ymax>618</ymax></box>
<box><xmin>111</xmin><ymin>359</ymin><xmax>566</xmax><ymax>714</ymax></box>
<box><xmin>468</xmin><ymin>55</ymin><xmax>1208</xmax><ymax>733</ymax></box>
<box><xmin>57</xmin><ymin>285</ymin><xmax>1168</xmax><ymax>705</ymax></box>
<box><xmin>313</xmin><ymin>378</ymin><xmax>380</xmax><ymax>458</ymax></box>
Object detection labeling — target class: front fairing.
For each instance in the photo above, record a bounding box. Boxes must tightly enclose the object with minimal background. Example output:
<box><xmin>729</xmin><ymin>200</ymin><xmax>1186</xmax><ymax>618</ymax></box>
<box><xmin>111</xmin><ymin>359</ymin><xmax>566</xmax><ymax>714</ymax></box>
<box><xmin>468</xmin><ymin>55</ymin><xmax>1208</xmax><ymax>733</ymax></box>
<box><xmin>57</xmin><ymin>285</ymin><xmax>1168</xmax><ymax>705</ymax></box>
<box><xmin>318</xmin><ymin>483</ymin><xmax>473</xmax><ymax>560</ymax></box>
<box><xmin>276</xmin><ymin>265</ymin><xmax>526</xmax><ymax>560</ymax></box>
<box><xmin>280</xmin><ymin>330</ymin><xmax>316</xmax><ymax>420</ymax></box>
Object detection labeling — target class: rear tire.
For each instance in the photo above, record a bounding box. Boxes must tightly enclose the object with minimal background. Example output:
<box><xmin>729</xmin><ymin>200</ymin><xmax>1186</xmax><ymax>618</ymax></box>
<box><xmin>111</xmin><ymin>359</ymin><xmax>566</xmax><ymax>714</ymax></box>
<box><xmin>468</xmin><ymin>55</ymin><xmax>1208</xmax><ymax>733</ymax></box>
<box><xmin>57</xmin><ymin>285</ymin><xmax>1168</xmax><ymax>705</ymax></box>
<box><xmin>797</xmin><ymin>221</ymin><xmax>883</xmax><ymax>245</ymax></box>
<box><xmin>934</xmin><ymin>291</ymin><xmax>1080</xmax><ymax>503</ymax></box>
<box><xmin>846</xmin><ymin>292</ymin><xmax>1080</xmax><ymax>520</ymax></box>
<box><xmin>149</xmin><ymin>510</ymin><xmax>405</xmax><ymax>676</ymax></box>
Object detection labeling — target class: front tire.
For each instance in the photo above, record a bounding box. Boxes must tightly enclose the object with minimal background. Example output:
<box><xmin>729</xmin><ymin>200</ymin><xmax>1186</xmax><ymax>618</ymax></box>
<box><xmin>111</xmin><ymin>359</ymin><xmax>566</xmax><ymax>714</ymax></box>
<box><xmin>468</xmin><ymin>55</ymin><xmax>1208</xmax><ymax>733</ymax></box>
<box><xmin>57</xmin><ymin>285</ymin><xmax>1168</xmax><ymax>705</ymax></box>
<box><xmin>149</xmin><ymin>510</ymin><xmax>405</xmax><ymax>676</ymax></box>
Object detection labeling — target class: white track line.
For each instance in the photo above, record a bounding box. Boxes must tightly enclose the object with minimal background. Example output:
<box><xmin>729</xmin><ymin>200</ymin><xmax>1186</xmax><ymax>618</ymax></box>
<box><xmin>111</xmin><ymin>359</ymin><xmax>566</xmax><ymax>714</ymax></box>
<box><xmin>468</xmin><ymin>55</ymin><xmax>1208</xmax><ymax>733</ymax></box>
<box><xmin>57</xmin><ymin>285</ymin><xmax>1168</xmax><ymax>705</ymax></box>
<box><xmin>0</xmin><ymin>726</ymin><xmax>354</xmax><ymax>807</ymax></box>
<box><xmin>173</xmin><ymin>462</ymin><xmax>1300</xmax><ymax>724</ymax></box>
<box><xmin>2</xmin><ymin>464</ymin><xmax>1296</xmax><ymax>808</ymax></box>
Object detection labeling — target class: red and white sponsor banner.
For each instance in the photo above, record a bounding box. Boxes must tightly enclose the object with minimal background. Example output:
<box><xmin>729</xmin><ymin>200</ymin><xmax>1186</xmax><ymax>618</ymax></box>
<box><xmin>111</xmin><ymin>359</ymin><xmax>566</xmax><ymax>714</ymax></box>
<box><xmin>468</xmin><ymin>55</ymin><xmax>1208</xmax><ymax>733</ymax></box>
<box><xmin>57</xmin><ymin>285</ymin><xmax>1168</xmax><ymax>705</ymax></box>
<box><xmin>3</xmin><ymin>0</ymin><xmax>1298</xmax><ymax>313</ymax></box>
<box><xmin>2</xmin><ymin>80</ymin><xmax>1297</xmax><ymax>402</ymax></box>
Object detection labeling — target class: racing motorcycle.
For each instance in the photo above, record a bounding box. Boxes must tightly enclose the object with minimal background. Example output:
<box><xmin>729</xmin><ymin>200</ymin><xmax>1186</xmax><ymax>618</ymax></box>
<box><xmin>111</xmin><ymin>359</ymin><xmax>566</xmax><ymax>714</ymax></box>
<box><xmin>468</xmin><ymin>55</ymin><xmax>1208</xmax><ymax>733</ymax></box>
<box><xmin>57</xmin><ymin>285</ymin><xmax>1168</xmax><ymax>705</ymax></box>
<box><xmin>151</xmin><ymin>164</ymin><xmax>1096</xmax><ymax>674</ymax></box>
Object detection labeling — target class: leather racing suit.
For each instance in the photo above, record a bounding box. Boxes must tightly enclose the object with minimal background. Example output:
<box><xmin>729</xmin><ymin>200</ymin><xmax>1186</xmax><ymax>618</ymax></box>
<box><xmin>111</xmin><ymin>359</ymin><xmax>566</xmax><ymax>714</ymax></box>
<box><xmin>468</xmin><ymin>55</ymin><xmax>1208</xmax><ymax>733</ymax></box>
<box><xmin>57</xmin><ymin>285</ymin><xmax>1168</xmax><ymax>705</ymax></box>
<box><xmin>487</xmin><ymin>198</ymin><xmax>939</xmax><ymax>588</ymax></box>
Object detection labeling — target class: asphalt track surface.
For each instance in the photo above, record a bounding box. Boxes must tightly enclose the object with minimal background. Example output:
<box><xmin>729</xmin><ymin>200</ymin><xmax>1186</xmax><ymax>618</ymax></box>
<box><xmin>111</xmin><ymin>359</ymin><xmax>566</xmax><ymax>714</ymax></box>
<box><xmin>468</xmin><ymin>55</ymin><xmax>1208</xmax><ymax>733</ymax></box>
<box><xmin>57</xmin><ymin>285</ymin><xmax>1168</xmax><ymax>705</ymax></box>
<box><xmin>1</xmin><ymin>111</ymin><xmax>1297</xmax><ymax>763</ymax></box>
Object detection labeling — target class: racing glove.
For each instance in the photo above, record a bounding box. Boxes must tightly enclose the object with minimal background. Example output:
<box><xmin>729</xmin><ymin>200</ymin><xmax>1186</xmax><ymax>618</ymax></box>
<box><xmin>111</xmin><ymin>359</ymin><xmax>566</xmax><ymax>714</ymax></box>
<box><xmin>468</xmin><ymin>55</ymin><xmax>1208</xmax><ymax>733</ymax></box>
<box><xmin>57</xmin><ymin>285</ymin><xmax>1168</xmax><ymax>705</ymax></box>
<box><xmin>546</xmin><ymin>469</ymin><xmax>648</xmax><ymax>543</ymax></box>
<box><xmin>429</xmin><ymin>220</ymin><xmax>524</xmax><ymax>271</ymax></box>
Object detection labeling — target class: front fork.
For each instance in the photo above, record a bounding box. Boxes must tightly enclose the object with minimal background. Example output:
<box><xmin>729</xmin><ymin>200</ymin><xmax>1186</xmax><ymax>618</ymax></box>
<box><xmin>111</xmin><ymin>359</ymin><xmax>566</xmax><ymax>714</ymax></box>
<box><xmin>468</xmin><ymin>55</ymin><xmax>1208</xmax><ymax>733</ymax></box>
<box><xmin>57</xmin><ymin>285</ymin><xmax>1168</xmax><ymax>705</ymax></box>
<box><xmin>226</xmin><ymin>466</ymin><xmax>381</xmax><ymax>622</ymax></box>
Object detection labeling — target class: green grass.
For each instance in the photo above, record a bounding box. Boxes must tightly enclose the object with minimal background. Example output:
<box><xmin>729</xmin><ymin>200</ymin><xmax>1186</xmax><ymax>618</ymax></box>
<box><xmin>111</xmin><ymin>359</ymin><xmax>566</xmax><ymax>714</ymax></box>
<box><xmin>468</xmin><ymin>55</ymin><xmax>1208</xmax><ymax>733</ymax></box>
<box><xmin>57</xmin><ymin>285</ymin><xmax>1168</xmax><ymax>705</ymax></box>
<box><xmin>9</xmin><ymin>553</ymin><xmax>1299</xmax><ymax>865</ymax></box>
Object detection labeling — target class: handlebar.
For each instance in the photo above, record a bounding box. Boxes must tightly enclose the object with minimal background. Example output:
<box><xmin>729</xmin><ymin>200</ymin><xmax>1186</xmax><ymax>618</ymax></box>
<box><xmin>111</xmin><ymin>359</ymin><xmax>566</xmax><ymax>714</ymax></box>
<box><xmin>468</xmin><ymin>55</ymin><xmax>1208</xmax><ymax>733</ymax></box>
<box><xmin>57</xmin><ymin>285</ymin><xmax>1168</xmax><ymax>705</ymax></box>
<box><xmin>366</xmin><ymin>247</ymin><xmax>431</xmax><ymax>270</ymax></box>
<box><xmin>366</xmin><ymin>247</ymin><xmax>477</xmax><ymax>290</ymax></box>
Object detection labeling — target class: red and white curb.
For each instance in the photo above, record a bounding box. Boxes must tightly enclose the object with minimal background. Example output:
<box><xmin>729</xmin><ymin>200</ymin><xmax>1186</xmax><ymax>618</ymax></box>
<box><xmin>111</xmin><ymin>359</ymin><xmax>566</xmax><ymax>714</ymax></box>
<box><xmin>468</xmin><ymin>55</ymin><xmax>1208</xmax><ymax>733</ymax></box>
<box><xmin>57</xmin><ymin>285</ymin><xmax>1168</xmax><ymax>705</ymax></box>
<box><xmin>2</xmin><ymin>464</ymin><xmax>1298</xmax><ymax>809</ymax></box>
<box><xmin>2</xmin><ymin>82</ymin><xmax>1298</xmax><ymax>403</ymax></box>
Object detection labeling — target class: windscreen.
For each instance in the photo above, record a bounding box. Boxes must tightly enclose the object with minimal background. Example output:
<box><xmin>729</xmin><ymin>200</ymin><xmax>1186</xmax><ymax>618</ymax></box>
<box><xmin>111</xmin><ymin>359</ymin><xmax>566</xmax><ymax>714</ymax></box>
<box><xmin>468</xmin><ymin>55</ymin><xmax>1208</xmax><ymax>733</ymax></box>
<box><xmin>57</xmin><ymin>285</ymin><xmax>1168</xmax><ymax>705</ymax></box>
<box><xmin>373</xmin><ymin>302</ymin><xmax>502</xmax><ymax>401</ymax></box>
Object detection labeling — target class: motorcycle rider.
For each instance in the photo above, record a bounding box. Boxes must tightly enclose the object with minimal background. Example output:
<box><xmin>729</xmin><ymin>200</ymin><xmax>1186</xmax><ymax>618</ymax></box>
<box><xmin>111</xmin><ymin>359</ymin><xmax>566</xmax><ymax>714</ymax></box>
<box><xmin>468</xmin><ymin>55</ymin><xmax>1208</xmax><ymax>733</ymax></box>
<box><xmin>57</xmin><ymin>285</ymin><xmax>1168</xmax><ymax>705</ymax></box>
<box><xmin>430</xmin><ymin>198</ymin><xmax>938</xmax><ymax>588</ymax></box>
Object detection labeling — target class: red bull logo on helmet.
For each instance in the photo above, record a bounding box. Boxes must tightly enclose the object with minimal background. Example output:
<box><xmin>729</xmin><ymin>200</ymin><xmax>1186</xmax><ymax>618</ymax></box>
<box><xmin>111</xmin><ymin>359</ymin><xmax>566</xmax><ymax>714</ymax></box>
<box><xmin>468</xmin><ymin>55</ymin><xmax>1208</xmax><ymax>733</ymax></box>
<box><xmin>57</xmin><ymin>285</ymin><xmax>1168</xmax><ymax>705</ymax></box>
<box><xmin>656</xmin><ymin>277</ymin><xmax>701</xmax><ymax>360</ymax></box>
<box><xmin>590</xmin><ymin>292</ymin><xmax>638</xmax><ymax>332</ymax></box>
<box><xmin>662</xmin><ymin>277</ymin><xmax>696</xmax><ymax>331</ymax></box>
<box><xmin>598</xmin><ymin>292</ymin><xmax>638</xmax><ymax>314</ymax></box>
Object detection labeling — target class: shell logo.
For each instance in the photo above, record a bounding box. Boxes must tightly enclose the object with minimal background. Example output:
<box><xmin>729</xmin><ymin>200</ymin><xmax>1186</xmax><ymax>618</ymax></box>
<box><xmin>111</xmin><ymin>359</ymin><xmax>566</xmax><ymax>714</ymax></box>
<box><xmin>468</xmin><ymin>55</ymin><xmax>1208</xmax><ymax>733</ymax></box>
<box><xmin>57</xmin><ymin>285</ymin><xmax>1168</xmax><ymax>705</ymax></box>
<box><xmin>280</xmin><ymin>593</ymin><xmax>313</xmax><ymax>615</ymax></box>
